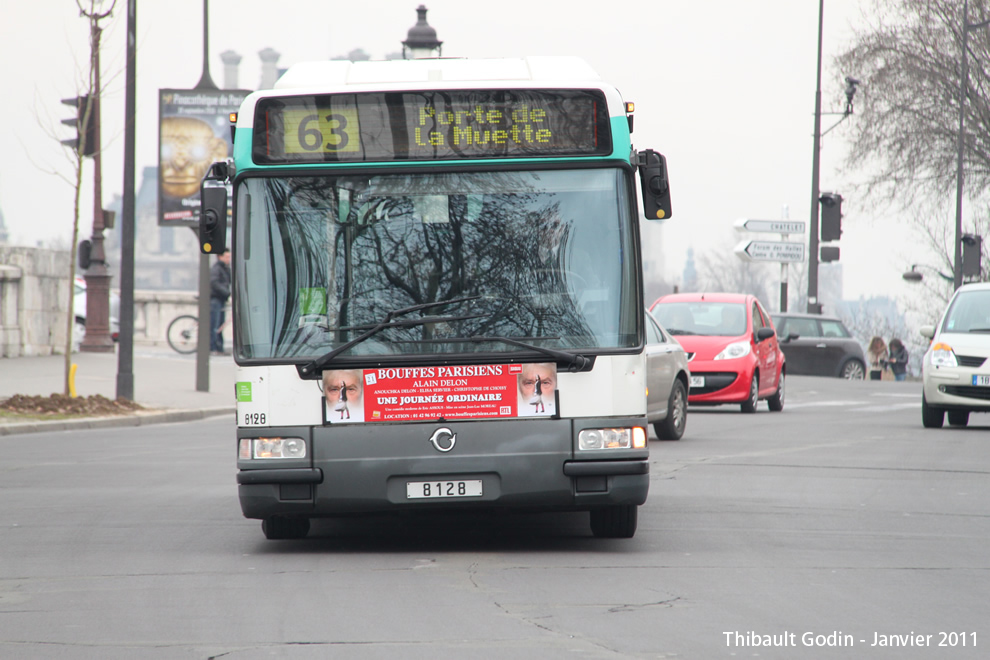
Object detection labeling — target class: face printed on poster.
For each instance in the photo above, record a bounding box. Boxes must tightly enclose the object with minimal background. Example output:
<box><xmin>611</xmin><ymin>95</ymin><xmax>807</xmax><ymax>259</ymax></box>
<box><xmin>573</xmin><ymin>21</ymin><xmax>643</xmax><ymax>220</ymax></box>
<box><xmin>322</xmin><ymin>369</ymin><xmax>365</xmax><ymax>423</ymax></box>
<box><xmin>516</xmin><ymin>363</ymin><xmax>557</xmax><ymax>416</ymax></box>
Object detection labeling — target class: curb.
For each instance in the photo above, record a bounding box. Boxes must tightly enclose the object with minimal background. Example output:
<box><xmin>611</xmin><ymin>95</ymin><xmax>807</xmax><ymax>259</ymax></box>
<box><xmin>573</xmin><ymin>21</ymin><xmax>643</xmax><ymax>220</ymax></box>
<box><xmin>0</xmin><ymin>407</ymin><xmax>235</xmax><ymax>437</ymax></box>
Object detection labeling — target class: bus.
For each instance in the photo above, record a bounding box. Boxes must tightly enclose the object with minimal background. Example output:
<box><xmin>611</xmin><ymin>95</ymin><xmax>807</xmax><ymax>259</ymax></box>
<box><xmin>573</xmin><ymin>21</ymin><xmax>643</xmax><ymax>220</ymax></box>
<box><xmin>198</xmin><ymin>56</ymin><xmax>673</xmax><ymax>540</ymax></box>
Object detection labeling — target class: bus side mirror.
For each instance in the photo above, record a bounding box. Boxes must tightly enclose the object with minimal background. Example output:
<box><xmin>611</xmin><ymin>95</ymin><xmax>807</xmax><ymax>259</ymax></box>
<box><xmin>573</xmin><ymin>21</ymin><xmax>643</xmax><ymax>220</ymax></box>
<box><xmin>199</xmin><ymin>162</ymin><xmax>228</xmax><ymax>255</ymax></box>
<box><xmin>637</xmin><ymin>149</ymin><xmax>672</xmax><ymax>220</ymax></box>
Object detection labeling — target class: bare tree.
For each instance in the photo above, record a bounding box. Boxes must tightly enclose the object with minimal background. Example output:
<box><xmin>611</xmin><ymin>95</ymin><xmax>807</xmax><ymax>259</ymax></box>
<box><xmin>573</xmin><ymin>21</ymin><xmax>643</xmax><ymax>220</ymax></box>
<box><xmin>836</xmin><ymin>0</ymin><xmax>989</xmax><ymax>320</ymax></box>
<box><xmin>837</xmin><ymin>0</ymin><xmax>990</xmax><ymax>204</ymax></box>
<box><xmin>694</xmin><ymin>241</ymin><xmax>776</xmax><ymax>306</ymax></box>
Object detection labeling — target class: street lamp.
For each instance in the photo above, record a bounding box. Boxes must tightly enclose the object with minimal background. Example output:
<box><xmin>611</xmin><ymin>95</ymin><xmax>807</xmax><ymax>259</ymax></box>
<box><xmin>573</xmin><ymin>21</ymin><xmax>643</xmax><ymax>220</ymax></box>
<box><xmin>402</xmin><ymin>5</ymin><xmax>442</xmax><ymax>60</ymax></box>
<box><xmin>902</xmin><ymin>264</ymin><xmax>954</xmax><ymax>283</ymax></box>
<box><xmin>952</xmin><ymin>0</ymin><xmax>990</xmax><ymax>290</ymax></box>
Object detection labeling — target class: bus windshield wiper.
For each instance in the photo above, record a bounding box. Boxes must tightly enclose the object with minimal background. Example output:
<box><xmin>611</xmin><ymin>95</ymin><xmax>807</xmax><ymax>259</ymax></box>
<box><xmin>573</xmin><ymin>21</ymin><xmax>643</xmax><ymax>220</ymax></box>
<box><xmin>444</xmin><ymin>335</ymin><xmax>592</xmax><ymax>372</ymax></box>
<box><xmin>299</xmin><ymin>295</ymin><xmax>481</xmax><ymax>376</ymax></box>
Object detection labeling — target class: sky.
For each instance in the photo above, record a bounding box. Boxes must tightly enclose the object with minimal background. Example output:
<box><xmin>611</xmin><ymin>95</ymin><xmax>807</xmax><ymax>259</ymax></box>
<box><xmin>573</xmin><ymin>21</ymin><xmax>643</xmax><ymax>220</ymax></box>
<box><xmin>0</xmin><ymin>0</ymin><xmax>929</xmax><ymax>305</ymax></box>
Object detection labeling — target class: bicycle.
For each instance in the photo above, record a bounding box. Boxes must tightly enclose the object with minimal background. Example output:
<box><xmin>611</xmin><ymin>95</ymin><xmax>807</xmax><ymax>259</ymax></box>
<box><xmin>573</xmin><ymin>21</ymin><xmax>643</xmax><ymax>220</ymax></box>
<box><xmin>166</xmin><ymin>314</ymin><xmax>199</xmax><ymax>354</ymax></box>
<box><xmin>166</xmin><ymin>312</ymin><xmax>231</xmax><ymax>355</ymax></box>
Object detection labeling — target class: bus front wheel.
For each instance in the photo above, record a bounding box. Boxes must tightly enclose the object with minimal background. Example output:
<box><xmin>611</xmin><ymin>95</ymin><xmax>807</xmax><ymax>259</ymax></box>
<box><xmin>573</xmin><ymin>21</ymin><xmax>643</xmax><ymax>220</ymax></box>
<box><xmin>262</xmin><ymin>516</ymin><xmax>310</xmax><ymax>540</ymax></box>
<box><xmin>590</xmin><ymin>505</ymin><xmax>638</xmax><ymax>538</ymax></box>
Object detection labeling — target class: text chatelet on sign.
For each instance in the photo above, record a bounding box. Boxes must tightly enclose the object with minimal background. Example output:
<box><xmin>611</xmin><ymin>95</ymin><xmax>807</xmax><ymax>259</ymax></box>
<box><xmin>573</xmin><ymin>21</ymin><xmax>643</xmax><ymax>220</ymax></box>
<box><xmin>320</xmin><ymin>363</ymin><xmax>558</xmax><ymax>424</ymax></box>
<box><xmin>253</xmin><ymin>90</ymin><xmax>611</xmax><ymax>164</ymax></box>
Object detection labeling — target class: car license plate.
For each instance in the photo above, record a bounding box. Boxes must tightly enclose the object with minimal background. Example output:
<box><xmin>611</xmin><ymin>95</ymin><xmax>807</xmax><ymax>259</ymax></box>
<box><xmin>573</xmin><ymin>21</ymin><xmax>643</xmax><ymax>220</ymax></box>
<box><xmin>974</xmin><ymin>375</ymin><xmax>990</xmax><ymax>387</ymax></box>
<box><xmin>406</xmin><ymin>479</ymin><xmax>483</xmax><ymax>499</ymax></box>
<box><xmin>690</xmin><ymin>375</ymin><xmax>705</xmax><ymax>388</ymax></box>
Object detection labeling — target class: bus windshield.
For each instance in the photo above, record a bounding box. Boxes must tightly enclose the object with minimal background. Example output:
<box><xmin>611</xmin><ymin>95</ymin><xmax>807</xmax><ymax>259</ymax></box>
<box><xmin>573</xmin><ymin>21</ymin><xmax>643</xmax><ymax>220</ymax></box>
<box><xmin>234</xmin><ymin>167</ymin><xmax>638</xmax><ymax>361</ymax></box>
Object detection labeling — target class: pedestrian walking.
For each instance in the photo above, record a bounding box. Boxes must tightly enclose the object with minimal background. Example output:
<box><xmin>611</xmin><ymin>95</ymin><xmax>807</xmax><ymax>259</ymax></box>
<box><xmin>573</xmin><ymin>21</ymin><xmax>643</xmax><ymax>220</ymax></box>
<box><xmin>210</xmin><ymin>249</ymin><xmax>231</xmax><ymax>355</ymax></box>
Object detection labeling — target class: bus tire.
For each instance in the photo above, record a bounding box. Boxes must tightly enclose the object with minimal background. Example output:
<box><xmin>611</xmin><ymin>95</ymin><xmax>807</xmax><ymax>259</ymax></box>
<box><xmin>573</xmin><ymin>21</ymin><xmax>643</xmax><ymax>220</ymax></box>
<box><xmin>590</xmin><ymin>505</ymin><xmax>637</xmax><ymax>538</ymax></box>
<box><xmin>262</xmin><ymin>516</ymin><xmax>310</xmax><ymax>540</ymax></box>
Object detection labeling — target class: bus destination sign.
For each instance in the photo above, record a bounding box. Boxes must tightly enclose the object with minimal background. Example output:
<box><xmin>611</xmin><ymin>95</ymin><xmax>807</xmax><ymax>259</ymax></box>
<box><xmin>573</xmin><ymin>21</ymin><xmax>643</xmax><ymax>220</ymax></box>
<box><xmin>253</xmin><ymin>89</ymin><xmax>611</xmax><ymax>164</ymax></box>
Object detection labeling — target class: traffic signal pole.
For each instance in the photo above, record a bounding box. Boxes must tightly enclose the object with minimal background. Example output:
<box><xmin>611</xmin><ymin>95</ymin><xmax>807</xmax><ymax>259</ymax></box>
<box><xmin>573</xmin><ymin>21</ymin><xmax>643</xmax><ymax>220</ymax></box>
<box><xmin>807</xmin><ymin>0</ymin><xmax>825</xmax><ymax>314</ymax></box>
<box><xmin>80</xmin><ymin>17</ymin><xmax>114</xmax><ymax>353</ymax></box>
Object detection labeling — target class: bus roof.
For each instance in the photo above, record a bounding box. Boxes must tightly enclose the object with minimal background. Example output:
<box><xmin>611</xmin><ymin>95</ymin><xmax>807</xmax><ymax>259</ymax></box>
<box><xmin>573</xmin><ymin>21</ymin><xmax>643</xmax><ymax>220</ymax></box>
<box><xmin>234</xmin><ymin>56</ymin><xmax>627</xmax><ymax>130</ymax></box>
<box><xmin>274</xmin><ymin>56</ymin><xmax>603</xmax><ymax>89</ymax></box>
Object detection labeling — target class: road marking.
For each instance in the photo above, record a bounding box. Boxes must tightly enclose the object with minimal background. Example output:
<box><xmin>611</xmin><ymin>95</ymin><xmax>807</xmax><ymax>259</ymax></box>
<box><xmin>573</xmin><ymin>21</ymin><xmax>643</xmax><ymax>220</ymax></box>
<box><xmin>787</xmin><ymin>400</ymin><xmax>918</xmax><ymax>412</ymax></box>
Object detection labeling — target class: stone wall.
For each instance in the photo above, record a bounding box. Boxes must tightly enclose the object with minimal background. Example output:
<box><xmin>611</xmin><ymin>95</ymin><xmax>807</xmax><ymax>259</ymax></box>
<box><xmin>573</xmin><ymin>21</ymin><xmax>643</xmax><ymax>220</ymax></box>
<box><xmin>0</xmin><ymin>247</ymin><xmax>72</xmax><ymax>357</ymax></box>
<box><xmin>0</xmin><ymin>246</ymin><xmax>226</xmax><ymax>357</ymax></box>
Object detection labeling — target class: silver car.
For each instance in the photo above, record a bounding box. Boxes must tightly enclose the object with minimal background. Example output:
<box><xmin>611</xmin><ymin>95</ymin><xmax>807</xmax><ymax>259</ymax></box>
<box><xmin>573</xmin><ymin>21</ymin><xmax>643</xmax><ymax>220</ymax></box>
<box><xmin>920</xmin><ymin>282</ymin><xmax>990</xmax><ymax>428</ymax></box>
<box><xmin>644</xmin><ymin>309</ymin><xmax>691</xmax><ymax>440</ymax></box>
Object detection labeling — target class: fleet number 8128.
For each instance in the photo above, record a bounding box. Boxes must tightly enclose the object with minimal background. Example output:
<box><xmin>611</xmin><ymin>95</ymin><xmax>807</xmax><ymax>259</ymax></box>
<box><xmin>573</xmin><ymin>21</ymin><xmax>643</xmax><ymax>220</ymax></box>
<box><xmin>243</xmin><ymin>412</ymin><xmax>267</xmax><ymax>426</ymax></box>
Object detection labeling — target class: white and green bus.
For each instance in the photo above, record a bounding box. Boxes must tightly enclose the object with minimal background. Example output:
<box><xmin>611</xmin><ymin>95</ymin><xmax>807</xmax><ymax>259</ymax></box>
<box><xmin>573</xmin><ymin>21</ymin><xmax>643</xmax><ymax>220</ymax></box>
<box><xmin>198</xmin><ymin>56</ymin><xmax>672</xmax><ymax>540</ymax></box>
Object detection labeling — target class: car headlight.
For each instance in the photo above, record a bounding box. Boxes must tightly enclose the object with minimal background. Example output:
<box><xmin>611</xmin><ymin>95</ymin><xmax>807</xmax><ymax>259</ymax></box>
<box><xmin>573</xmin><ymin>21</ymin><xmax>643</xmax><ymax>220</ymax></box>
<box><xmin>929</xmin><ymin>342</ymin><xmax>958</xmax><ymax>368</ymax></box>
<box><xmin>239</xmin><ymin>437</ymin><xmax>307</xmax><ymax>459</ymax></box>
<box><xmin>578</xmin><ymin>427</ymin><xmax>647</xmax><ymax>451</ymax></box>
<box><xmin>714</xmin><ymin>340</ymin><xmax>752</xmax><ymax>360</ymax></box>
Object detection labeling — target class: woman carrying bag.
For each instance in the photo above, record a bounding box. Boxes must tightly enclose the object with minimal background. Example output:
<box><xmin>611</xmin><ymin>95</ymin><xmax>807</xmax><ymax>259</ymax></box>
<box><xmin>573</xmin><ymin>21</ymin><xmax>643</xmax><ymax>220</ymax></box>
<box><xmin>867</xmin><ymin>336</ymin><xmax>888</xmax><ymax>381</ymax></box>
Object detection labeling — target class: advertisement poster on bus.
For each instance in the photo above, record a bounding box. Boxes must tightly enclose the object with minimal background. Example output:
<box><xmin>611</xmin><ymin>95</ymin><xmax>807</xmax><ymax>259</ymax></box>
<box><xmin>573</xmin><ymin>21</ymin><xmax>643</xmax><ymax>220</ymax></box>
<box><xmin>157</xmin><ymin>88</ymin><xmax>249</xmax><ymax>227</ymax></box>
<box><xmin>321</xmin><ymin>363</ymin><xmax>558</xmax><ymax>424</ymax></box>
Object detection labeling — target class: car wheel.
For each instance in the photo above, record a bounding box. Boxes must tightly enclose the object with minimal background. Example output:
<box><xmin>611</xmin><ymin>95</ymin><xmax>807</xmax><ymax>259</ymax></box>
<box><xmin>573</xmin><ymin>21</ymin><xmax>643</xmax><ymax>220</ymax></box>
<box><xmin>767</xmin><ymin>371</ymin><xmax>785</xmax><ymax>412</ymax></box>
<box><xmin>590</xmin><ymin>505</ymin><xmax>638</xmax><ymax>538</ymax></box>
<box><xmin>655</xmin><ymin>379</ymin><xmax>687</xmax><ymax>440</ymax></box>
<box><xmin>262</xmin><ymin>516</ymin><xmax>310</xmax><ymax>540</ymax></box>
<box><xmin>840</xmin><ymin>359</ymin><xmax>865</xmax><ymax>380</ymax></box>
<box><xmin>740</xmin><ymin>374</ymin><xmax>759</xmax><ymax>413</ymax></box>
<box><xmin>947</xmin><ymin>411</ymin><xmax>970</xmax><ymax>427</ymax></box>
<box><xmin>921</xmin><ymin>393</ymin><xmax>945</xmax><ymax>429</ymax></box>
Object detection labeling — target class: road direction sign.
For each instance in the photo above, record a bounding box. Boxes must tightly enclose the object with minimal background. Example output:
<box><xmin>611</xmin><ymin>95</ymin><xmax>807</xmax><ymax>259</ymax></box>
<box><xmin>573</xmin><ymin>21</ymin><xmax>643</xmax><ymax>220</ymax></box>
<box><xmin>734</xmin><ymin>239</ymin><xmax>806</xmax><ymax>263</ymax></box>
<box><xmin>734</xmin><ymin>218</ymin><xmax>807</xmax><ymax>234</ymax></box>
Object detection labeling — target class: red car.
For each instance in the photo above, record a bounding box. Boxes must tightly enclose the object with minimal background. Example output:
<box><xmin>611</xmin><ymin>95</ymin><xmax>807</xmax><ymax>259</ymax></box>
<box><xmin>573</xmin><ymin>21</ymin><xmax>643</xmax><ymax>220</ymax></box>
<box><xmin>649</xmin><ymin>293</ymin><xmax>785</xmax><ymax>413</ymax></box>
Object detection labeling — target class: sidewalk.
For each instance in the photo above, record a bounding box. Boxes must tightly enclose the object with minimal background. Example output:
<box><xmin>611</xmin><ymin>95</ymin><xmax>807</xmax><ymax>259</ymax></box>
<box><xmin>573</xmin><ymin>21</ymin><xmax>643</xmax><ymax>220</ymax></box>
<box><xmin>0</xmin><ymin>347</ymin><xmax>237</xmax><ymax>436</ymax></box>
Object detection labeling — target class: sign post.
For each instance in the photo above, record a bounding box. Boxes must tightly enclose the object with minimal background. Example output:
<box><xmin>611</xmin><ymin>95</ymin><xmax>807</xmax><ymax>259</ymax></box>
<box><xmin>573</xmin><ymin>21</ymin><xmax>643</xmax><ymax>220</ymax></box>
<box><xmin>733</xmin><ymin>239</ymin><xmax>806</xmax><ymax>262</ymax></box>
<box><xmin>734</xmin><ymin>215</ymin><xmax>807</xmax><ymax>312</ymax></box>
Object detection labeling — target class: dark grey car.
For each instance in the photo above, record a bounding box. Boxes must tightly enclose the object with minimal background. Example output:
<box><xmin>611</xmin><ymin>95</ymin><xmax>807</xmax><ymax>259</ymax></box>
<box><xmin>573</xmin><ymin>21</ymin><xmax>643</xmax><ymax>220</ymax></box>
<box><xmin>772</xmin><ymin>313</ymin><xmax>866</xmax><ymax>379</ymax></box>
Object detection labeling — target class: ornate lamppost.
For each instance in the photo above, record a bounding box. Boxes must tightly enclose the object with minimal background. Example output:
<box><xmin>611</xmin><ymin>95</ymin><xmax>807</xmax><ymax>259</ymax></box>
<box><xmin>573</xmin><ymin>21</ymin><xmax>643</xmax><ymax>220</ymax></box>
<box><xmin>402</xmin><ymin>5</ymin><xmax>442</xmax><ymax>59</ymax></box>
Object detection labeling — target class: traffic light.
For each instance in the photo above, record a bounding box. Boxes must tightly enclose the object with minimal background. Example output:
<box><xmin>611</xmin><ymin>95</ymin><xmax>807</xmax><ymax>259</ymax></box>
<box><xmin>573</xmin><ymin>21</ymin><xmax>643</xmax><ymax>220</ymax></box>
<box><xmin>61</xmin><ymin>95</ymin><xmax>97</xmax><ymax>157</ymax></box>
<box><xmin>819</xmin><ymin>192</ymin><xmax>843</xmax><ymax>242</ymax></box>
<box><xmin>962</xmin><ymin>234</ymin><xmax>982</xmax><ymax>278</ymax></box>
<box><xmin>820</xmin><ymin>246</ymin><xmax>840</xmax><ymax>263</ymax></box>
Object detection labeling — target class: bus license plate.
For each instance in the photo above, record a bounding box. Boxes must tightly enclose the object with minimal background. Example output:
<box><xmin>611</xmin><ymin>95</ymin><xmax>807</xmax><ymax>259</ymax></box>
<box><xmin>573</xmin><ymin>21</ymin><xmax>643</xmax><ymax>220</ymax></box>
<box><xmin>974</xmin><ymin>375</ymin><xmax>990</xmax><ymax>387</ymax></box>
<box><xmin>407</xmin><ymin>480</ymin><xmax>483</xmax><ymax>499</ymax></box>
<box><xmin>690</xmin><ymin>375</ymin><xmax>705</xmax><ymax>388</ymax></box>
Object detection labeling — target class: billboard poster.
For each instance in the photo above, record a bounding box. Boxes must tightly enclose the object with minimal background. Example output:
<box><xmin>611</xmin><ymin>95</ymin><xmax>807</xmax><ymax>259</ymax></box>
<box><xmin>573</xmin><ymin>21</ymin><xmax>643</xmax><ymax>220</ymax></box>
<box><xmin>158</xmin><ymin>88</ymin><xmax>249</xmax><ymax>227</ymax></box>
<box><xmin>321</xmin><ymin>363</ymin><xmax>558</xmax><ymax>424</ymax></box>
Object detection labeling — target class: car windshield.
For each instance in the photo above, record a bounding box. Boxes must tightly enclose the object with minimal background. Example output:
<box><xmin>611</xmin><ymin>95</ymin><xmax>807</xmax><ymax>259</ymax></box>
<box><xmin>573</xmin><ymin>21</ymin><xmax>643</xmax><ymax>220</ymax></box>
<box><xmin>653</xmin><ymin>301</ymin><xmax>747</xmax><ymax>337</ymax></box>
<box><xmin>233</xmin><ymin>168</ymin><xmax>639</xmax><ymax>360</ymax></box>
<box><xmin>942</xmin><ymin>289</ymin><xmax>990</xmax><ymax>333</ymax></box>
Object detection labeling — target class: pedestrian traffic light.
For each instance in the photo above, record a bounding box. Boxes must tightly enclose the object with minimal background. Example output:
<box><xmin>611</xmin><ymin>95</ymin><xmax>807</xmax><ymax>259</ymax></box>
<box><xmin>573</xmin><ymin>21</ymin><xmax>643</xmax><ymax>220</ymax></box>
<box><xmin>820</xmin><ymin>246</ymin><xmax>840</xmax><ymax>263</ymax></box>
<box><xmin>819</xmin><ymin>192</ymin><xmax>843</xmax><ymax>242</ymax></box>
<box><xmin>61</xmin><ymin>95</ymin><xmax>96</xmax><ymax>157</ymax></box>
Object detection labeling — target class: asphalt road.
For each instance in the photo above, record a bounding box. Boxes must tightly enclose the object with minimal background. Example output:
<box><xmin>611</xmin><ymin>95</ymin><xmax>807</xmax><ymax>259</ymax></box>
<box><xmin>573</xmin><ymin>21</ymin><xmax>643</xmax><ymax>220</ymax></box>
<box><xmin>1</xmin><ymin>376</ymin><xmax>987</xmax><ymax>659</ymax></box>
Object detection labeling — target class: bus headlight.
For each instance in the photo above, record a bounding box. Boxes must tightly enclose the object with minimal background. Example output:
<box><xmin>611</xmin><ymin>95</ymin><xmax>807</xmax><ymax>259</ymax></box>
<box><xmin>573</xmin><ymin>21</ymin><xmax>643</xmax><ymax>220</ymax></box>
<box><xmin>239</xmin><ymin>437</ymin><xmax>307</xmax><ymax>459</ymax></box>
<box><xmin>578</xmin><ymin>427</ymin><xmax>647</xmax><ymax>451</ymax></box>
